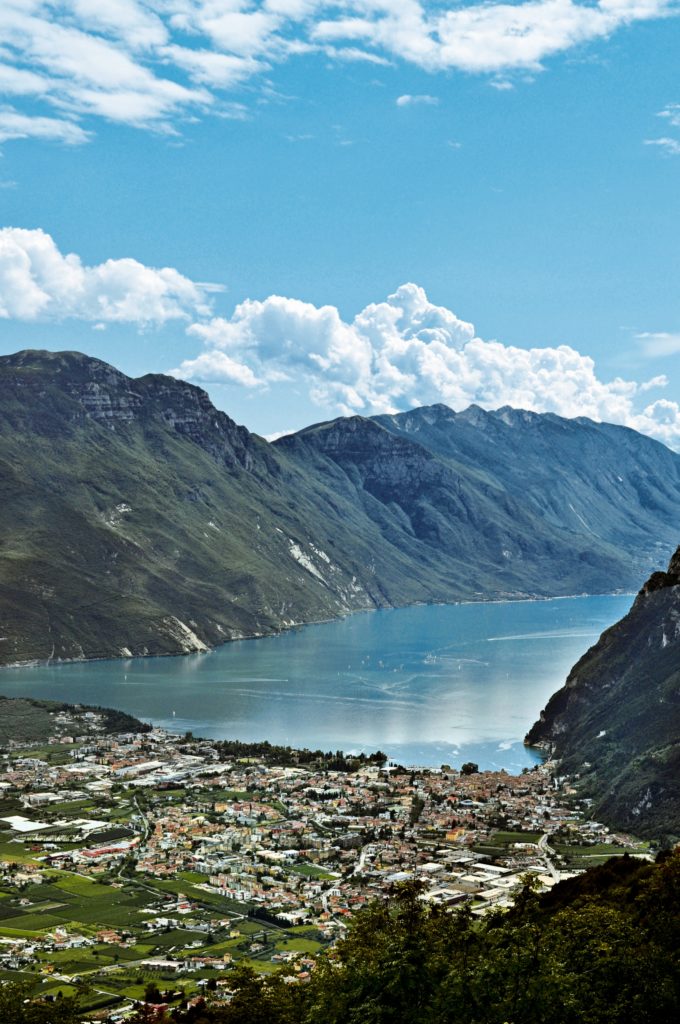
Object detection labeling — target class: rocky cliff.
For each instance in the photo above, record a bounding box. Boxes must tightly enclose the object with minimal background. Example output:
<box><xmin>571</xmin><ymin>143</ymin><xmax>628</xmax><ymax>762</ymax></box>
<box><xmin>526</xmin><ymin>547</ymin><xmax>680</xmax><ymax>839</ymax></box>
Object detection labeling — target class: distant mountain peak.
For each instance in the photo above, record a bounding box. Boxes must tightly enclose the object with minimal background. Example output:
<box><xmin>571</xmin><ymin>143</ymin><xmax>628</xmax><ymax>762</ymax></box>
<box><xmin>493</xmin><ymin>406</ymin><xmax>543</xmax><ymax>426</ymax></box>
<box><xmin>456</xmin><ymin>403</ymin><xmax>490</xmax><ymax>423</ymax></box>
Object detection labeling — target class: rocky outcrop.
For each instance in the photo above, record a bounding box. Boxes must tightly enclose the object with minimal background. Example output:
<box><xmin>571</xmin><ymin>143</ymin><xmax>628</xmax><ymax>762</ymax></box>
<box><xmin>0</xmin><ymin>350</ymin><xmax>260</xmax><ymax>473</ymax></box>
<box><xmin>638</xmin><ymin>547</ymin><xmax>680</xmax><ymax>596</ymax></box>
<box><xmin>139</xmin><ymin>374</ymin><xmax>259</xmax><ymax>472</ymax></box>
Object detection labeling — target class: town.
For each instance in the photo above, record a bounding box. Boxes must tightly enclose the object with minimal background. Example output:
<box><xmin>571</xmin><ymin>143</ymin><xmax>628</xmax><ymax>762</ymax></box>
<box><xmin>0</xmin><ymin>706</ymin><xmax>651</xmax><ymax>1020</ymax></box>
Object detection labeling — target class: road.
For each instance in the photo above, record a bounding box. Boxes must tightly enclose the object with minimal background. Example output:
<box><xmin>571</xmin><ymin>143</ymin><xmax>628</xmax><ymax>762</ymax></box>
<box><xmin>538</xmin><ymin>832</ymin><xmax>559</xmax><ymax>881</ymax></box>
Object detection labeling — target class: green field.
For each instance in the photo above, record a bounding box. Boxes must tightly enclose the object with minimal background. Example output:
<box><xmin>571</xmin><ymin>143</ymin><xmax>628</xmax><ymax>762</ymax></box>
<box><xmin>553</xmin><ymin>840</ymin><xmax>649</xmax><ymax>868</ymax></box>
<box><xmin>276</xmin><ymin>937</ymin><xmax>323</xmax><ymax>953</ymax></box>
<box><xmin>288</xmin><ymin>863</ymin><xmax>334</xmax><ymax>879</ymax></box>
<box><xmin>0</xmin><ymin>837</ymin><xmax>41</xmax><ymax>864</ymax></box>
<box><xmin>0</xmin><ymin>871</ymin><xmax>157</xmax><ymax>938</ymax></box>
<box><xmin>42</xmin><ymin>799</ymin><xmax>99</xmax><ymax>816</ymax></box>
<box><xmin>473</xmin><ymin>830</ymin><xmax>543</xmax><ymax>856</ymax></box>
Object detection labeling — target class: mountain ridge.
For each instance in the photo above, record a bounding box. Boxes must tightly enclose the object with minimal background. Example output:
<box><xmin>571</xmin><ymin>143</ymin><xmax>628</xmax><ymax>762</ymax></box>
<box><xmin>1</xmin><ymin>348</ymin><xmax>680</xmax><ymax>667</ymax></box>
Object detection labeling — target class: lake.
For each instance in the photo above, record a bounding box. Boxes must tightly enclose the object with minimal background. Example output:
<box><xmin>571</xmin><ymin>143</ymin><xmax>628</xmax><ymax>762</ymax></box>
<box><xmin>0</xmin><ymin>594</ymin><xmax>632</xmax><ymax>772</ymax></box>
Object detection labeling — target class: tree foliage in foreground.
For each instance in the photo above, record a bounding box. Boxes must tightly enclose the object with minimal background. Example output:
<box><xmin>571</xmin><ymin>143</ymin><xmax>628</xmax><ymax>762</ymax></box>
<box><xmin>4</xmin><ymin>852</ymin><xmax>679</xmax><ymax>1024</ymax></box>
<box><xmin>166</xmin><ymin>851</ymin><xmax>680</xmax><ymax>1024</ymax></box>
<box><xmin>0</xmin><ymin>983</ymin><xmax>81</xmax><ymax>1024</ymax></box>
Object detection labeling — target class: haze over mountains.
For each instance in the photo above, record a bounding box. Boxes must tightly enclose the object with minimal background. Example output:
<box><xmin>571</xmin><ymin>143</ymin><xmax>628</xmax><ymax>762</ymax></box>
<box><xmin>1</xmin><ymin>348</ymin><xmax>680</xmax><ymax>667</ymax></box>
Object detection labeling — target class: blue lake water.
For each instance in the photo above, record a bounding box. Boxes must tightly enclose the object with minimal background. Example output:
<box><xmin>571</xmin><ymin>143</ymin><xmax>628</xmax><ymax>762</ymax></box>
<box><xmin>0</xmin><ymin>595</ymin><xmax>632</xmax><ymax>772</ymax></box>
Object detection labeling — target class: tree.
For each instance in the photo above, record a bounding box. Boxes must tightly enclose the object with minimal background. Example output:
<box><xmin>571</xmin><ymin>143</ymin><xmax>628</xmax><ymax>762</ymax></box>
<box><xmin>0</xmin><ymin>981</ymin><xmax>81</xmax><ymax>1023</ymax></box>
<box><xmin>144</xmin><ymin>981</ymin><xmax>162</xmax><ymax>1004</ymax></box>
<box><xmin>164</xmin><ymin>853</ymin><xmax>680</xmax><ymax>1024</ymax></box>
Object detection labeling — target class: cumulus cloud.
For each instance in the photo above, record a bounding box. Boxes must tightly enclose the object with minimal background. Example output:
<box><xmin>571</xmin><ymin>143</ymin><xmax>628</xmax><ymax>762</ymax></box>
<box><xmin>0</xmin><ymin>225</ymin><xmax>677</xmax><ymax>450</ymax></box>
<box><xmin>0</xmin><ymin>1</ymin><xmax>673</xmax><ymax>139</ymax></box>
<box><xmin>0</xmin><ymin>227</ymin><xmax>212</xmax><ymax>324</ymax></box>
<box><xmin>172</xmin><ymin>282</ymin><xmax>680</xmax><ymax>449</ymax></box>
<box><xmin>168</xmin><ymin>349</ymin><xmax>264</xmax><ymax>388</ymax></box>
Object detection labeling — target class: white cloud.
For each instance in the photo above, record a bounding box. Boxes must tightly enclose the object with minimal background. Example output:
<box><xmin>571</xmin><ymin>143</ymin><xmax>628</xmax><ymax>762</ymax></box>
<box><xmin>311</xmin><ymin>0</ymin><xmax>673</xmax><ymax>74</ymax></box>
<box><xmin>0</xmin><ymin>1</ymin><xmax>673</xmax><ymax>139</ymax></box>
<box><xmin>174</xmin><ymin>282</ymin><xmax>680</xmax><ymax>449</ymax></box>
<box><xmin>323</xmin><ymin>45</ymin><xmax>392</xmax><ymax>65</ymax></box>
<box><xmin>657</xmin><ymin>102</ymin><xmax>680</xmax><ymax>127</ymax></box>
<box><xmin>643</xmin><ymin>136</ymin><xmax>680</xmax><ymax>153</ymax></box>
<box><xmin>632</xmin><ymin>399</ymin><xmax>680</xmax><ymax>449</ymax></box>
<box><xmin>639</xmin><ymin>373</ymin><xmax>669</xmax><ymax>390</ymax></box>
<box><xmin>0</xmin><ymin>107</ymin><xmax>90</xmax><ymax>144</ymax></box>
<box><xmin>0</xmin><ymin>1</ymin><xmax>210</xmax><ymax>135</ymax></box>
<box><xmin>647</xmin><ymin>102</ymin><xmax>680</xmax><ymax>157</ymax></box>
<box><xmin>0</xmin><ymin>227</ymin><xmax>212</xmax><ymax>324</ymax></box>
<box><xmin>636</xmin><ymin>331</ymin><xmax>680</xmax><ymax>356</ymax></box>
<box><xmin>67</xmin><ymin>0</ymin><xmax>169</xmax><ymax>51</ymax></box>
<box><xmin>0</xmin><ymin>61</ymin><xmax>46</xmax><ymax>95</ymax></box>
<box><xmin>159</xmin><ymin>45</ymin><xmax>264</xmax><ymax>88</ymax></box>
<box><xmin>265</xmin><ymin>427</ymin><xmax>295</xmax><ymax>441</ymax></box>
<box><xmin>168</xmin><ymin>349</ymin><xmax>264</xmax><ymax>388</ymax></box>
<box><xmin>396</xmin><ymin>93</ymin><xmax>438</xmax><ymax>106</ymax></box>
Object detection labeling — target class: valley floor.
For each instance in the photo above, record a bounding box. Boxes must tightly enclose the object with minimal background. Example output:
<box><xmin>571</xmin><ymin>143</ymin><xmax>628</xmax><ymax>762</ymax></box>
<box><xmin>0</xmin><ymin>725</ymin><xmax>651</xmax><ymax>1019</ymax></box>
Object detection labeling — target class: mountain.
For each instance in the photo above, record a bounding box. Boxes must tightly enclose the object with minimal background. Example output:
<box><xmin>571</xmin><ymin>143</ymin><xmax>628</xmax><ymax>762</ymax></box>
<box><xmin>526</xmin><ymin>546</ymin><xmax>680</xmax><ymax>839</ymax></box>
<box><xmin>372</xmin><ymin>403</ymin><xmax>680</xmax><ymax>582</ymax></box>
<box><xmin>0</xmin><ymin>349</ymin><xmax>422</xmax><ymax>665</ymax></box>
<box><xmin>276</xmin><ymin>414</ymin><xmax>623</xmax><ymax>599</ymax></box>
<box><xmin>1</xmin><ymin>348</ymin><xmax>680</xmax><ymax>667</ymax></box>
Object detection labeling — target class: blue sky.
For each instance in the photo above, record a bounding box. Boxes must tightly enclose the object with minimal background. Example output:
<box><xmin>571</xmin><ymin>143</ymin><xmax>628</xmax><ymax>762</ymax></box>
<box><xmin>0</xmin><ymin>1</ymin><xmax>679</xmax><ymax>444</ymax></box>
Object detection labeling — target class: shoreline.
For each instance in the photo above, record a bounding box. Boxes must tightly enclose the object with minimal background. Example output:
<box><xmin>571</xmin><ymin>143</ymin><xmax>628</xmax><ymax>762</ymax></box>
<box><xmin>0</xmin><ymin>589</ymin><xmax>634</xmax><ymax>673</ymax></box>
<box><xmin>0</xmin><ymin>594</ymin><xmax>632</xmax><ymax>776</ymax></box>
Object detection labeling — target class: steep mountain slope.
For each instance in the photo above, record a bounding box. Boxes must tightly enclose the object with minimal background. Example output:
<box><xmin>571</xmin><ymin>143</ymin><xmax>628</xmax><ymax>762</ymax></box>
<box><xmin>276</xmin><ymin>415</ymin><xmax>626</xmax><ymax>598</ymax></box>
<box><xmin>0</xmin><ymin>350</ymin><xmax>441</xmax><ymax>665</ymax></box>
<box><xmin>373</xmin><ymin>403</ymin><xmax>680</xmax><ymax>583</ymax></box>
<box><xmin>526</xmin><ymin>547</ymin><xmax>680</xmax><ymax>839</ymax></box>
<box><xmin>2</xmin><ymin>348</ymin><xmax>680</xmax><ymax>668</ymax></box>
